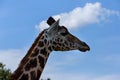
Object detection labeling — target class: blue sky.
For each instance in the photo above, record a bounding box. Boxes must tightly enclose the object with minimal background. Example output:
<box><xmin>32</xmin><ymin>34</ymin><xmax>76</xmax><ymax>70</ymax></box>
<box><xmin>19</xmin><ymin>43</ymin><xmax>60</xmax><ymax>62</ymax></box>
<box><xmin>0</xmin><ymin>0</ymin><xmax>120</xmax><ymax>80</ymax></box>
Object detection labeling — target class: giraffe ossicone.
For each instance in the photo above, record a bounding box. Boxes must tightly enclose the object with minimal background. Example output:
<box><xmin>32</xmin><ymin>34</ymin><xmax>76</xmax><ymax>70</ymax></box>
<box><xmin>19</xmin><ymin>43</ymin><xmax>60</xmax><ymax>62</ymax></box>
<box><xmin>10</xmin><ymin>17</ymin><xmax>90</xmax><ymax>80</ymax></box>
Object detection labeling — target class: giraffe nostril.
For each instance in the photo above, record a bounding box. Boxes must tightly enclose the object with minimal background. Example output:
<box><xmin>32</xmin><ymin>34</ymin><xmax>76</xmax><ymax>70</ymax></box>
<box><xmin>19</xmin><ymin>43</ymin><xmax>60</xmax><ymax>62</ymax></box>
<box><xmin>86</xmin><ymin>45</ymin><xmax>90</xmax><ymax>51</ymax></box>
<box><xmin>78</xmin><ymin>41</ymin><xmax>90</xmax><ymax>52</ymax></box>
<box><xmin>83</xmin><ymin>42</ymin><xmax>90</xmax><ymax>50</ymax></box>
<box><xmin>82</xmin><ymin>42</ymin><xmax>88</xmax><ymax>46</ymax></box>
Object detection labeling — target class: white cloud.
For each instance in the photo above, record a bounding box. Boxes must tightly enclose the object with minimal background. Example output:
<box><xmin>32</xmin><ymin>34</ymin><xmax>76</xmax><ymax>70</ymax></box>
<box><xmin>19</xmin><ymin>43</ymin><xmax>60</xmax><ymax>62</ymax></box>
<box><xmin>41</xmin><ymin>52</ymin><xmax>120</xmax><ymax>80</ymax></box>
<box><xmin>41</xmin><ymin>73</ymin><xmax>92</xmax><ymax>80</ymax></box>
<box><xmin>94</xmin><ymin>75</ymin><xmax>120</xmax><ymax>80</ymax></box>
<box><xmin>42</xmin><ymin>60</ymin><xmax>120</xmax><ymax>80</ymax></box>
<box><xmin>41</xmin><ymin>71</ymin><xmax>120</xmax><ymax>80</ymax></box>
<box><xmin>0</xmin><ymin>49</ymin><xmax>120</xmax><ymax>80</ymax></box>
<box><xmin>36</xmin><ymin>2</ymin><xmax>120</xmax><ymax>31</ymax></box>
<box><xmin>0</xmin><ymin>49</ymin><xmax>25</xmax><ymax>72</ymax></box>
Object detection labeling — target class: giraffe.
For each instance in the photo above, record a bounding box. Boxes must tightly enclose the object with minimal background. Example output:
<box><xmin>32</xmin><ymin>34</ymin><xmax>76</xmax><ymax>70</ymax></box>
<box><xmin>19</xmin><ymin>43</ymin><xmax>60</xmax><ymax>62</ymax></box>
<box><xmin>10</xmin><ymin>17</ymin><xmax>90</xmax><ymax>80</ymax></box>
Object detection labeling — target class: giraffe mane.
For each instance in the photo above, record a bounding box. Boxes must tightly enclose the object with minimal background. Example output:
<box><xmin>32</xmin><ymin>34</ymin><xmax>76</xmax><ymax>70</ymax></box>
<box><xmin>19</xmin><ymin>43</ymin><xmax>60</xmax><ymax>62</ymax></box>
<box><xmin>11</xmin><ymin>30</ymin><xmax>45</xmax><ymax>79</ymax></box>
<box><xmin>20</xmin><ymin>30</ymin><xmax>45</xmax><ymax>67</ymax></box>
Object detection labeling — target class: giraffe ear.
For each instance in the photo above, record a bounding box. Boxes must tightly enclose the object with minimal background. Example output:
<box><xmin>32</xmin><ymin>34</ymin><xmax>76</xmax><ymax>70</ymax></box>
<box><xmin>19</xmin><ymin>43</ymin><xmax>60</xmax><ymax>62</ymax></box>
<box><xmin>47</xmin><ymin>17</ymin><xmax>56</xmax><ymax>26</ymax></box>
<box><xmin>47</xmin><ymin>17</ymin><xmax>60</xmax><ymax>34</ymax></box>
<box><xmin>50</xmin><ymin>19</ymin><xmax>60</xmax><ymax>28</ymax></box>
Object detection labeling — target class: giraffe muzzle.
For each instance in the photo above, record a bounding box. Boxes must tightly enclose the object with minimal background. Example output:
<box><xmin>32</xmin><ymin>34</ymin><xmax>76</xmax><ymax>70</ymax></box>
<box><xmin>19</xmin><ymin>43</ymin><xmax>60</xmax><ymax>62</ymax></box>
<box><xmin>78</xmin><ymin>41</ymin><xmax>90</xmax><ymax>52</ymax></box>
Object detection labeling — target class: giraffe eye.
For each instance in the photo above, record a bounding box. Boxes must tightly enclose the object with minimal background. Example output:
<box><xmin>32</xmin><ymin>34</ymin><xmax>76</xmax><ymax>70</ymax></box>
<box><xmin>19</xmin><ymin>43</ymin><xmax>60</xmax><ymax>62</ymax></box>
<box><xmin>61</xmin><ymin>32</ymin><xmax>68</xmax><ymax>36</ymax></box>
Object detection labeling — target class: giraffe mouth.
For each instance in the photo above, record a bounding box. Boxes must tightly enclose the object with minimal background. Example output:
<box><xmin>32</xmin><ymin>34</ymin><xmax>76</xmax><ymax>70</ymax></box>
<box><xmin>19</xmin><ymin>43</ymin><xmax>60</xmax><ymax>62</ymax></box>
<box><xmin>79</xmin><ymin>46</ymin><xmax>90</xmax><ymax>52</ymax></box>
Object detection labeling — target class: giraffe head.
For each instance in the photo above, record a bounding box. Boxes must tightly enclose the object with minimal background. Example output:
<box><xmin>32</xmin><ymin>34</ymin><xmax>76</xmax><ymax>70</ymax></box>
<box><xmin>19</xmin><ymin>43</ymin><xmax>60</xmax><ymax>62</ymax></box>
<box><xmin>44</xmin><ymin>17</ymin><xmax>90</xmax><ymax>52</ymax></box>
<box><xmin>10</xmin><ymin>17</ymin><xmax>90</xmax><ymax>80</ymax></box>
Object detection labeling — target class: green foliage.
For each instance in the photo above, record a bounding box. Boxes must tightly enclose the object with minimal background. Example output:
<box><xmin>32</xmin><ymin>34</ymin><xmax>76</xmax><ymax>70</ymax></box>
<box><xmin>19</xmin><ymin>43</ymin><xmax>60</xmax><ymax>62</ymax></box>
<box><xmin>0</xmin><ymin>62</ymin><xmax>12</xmax><ymax>80</ymax></box>
<box><xmin>0</xmin><ymin>62</ymin><xmax>51</xmax><ymax>80</ymax></box>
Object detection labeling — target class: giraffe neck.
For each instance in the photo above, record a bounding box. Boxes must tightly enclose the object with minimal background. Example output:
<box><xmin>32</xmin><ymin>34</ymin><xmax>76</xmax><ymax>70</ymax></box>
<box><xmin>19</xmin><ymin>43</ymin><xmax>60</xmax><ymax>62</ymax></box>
<box><xmin>10</xmin><ymin>31</ymin><xmax>53</xmax><ymax>80</ymax></box>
